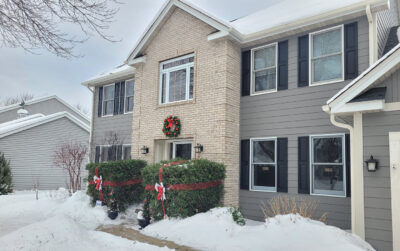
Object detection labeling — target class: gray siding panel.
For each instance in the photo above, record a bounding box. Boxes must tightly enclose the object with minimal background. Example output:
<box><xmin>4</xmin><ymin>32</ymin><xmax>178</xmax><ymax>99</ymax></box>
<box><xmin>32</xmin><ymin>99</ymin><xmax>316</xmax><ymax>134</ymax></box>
<box><xmin>239</xmin><ymin>17</ymin><xmax>369</xmax><ymax>230</ymax></box>
<box><xmin>377</xmin><ymin>67</ymin><xmax>400</xmax><ymax>102</ymax></box>
<box><xmin>363</xmin><ymin>110</ymin><xmax>400</xmax><ymax>251</ymax></box>
<box><xmin>0</xmin><ymin>118</ymin><xmax>89</xmax><ymax>190</ymax></box>
<box><xmin>377</xmin><ymin>0</ymin><xmax>399</xmax><ymax>57</ymax></box>
<box><xmin>91</xmin><ymin>86</ymin><xmax>133</xmax><ymax>161</ymax></box>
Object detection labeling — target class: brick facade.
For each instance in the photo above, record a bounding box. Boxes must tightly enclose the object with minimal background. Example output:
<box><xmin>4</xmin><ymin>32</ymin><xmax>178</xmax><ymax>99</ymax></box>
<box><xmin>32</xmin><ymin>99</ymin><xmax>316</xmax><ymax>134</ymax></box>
<box><xmin>131</xmin><ymin>8</ymin><xmax>241</xmax><ymax>206</ymax></box>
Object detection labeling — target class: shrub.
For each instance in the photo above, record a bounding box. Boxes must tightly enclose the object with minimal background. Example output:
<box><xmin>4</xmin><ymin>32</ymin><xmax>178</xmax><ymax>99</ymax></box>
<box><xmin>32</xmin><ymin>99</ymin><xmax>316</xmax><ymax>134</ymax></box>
<box><xmin>0</xmin><ymin>152</ymin><xmax>12</xmax><ymax>195</ymax></box>
<box><xmin>86</xmin><ymin>159</ymin><xmax>146</xmax><ymax>212</ymax></box>
<box><xmin>261</xmin><ymin>195</ymin><xmax>327</xmax><ymax>223</ymax></box>
<box><xmin>142</xmin><ymin>159</ymin><xmax>226</xmax><ymax>221</ymax></box>
<box><xmin>229</xmin><ymin>207</ymin><xmax>246</xmax><ymax>226</ymax></box>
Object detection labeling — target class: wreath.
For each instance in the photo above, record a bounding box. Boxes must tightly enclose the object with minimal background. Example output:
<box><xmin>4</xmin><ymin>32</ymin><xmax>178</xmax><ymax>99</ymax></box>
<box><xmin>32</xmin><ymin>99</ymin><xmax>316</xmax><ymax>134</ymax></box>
<box><xmin>162</xmin><ymin>115</ymin><xmax>181</xmax><ymax>137</ymax></box>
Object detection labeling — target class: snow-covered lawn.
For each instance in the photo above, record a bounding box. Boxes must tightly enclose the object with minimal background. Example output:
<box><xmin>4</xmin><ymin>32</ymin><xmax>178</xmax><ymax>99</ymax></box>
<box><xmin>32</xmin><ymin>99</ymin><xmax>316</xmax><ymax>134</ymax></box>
<box><xmin>142</xmin><ymin>208</ymin><xmax>375</xmax><ymax>251</ymax></box>
<box><xmin>0</xmin><ymin>189</ymin><xmax>169</xmax><ymax>251</ymax></box>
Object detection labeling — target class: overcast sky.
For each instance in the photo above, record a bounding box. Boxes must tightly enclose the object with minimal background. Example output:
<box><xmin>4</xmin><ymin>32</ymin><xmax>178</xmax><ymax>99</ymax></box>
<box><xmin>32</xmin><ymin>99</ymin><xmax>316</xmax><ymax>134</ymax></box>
<box><xmin>0</xmin><ymin>0</ymin><xmax>278</xmax><ymax>113</ymax></box>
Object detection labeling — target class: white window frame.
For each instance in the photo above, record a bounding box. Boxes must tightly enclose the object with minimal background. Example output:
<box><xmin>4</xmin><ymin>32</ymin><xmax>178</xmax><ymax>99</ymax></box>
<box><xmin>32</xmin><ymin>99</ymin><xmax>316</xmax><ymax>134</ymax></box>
<box><xmin>124</xmin><ymin>79</ymin><xmax>134</xmax><ymax>114</ymax></box>
<box><xmin>159</xmin><ymin>54</ymin><xmax>194</xmax><ymax>104</ymax></box>
<box><xmin>249</xmin><ymin>137</ymin><xmax>277</xmax><ymax>192</ymax></box>
<box><xmin>102</xmin><ymin>83</ymin><xmax>115</xmax><ymax>117</ymax></box>
<box><xmin>172</xmin><ymin>140</ymin><xmax>193</xmax><ymax>159</ymax></box>
<box><xmin>250</xmin><ymin>43</ymin><xmax>278</xmax><ymax>96</ymax></box>
<box><xmin>122</xmin><ymin>144</ymin><xmax>132</xmax><ymax>160</ymax></box>
<box><xmin>309</xmin><ymin>25</ymin><xmax>345</xmax><ymax>86</ymax></box>
<box><xmin>309</xmin><ymin>133</ymin><xmax>346</xmax><ymax>197</ymax></box>
<box><xmin>99</xmin><ymin>145</ymin><xmax>112</xmax><ymax>163</ymax></box>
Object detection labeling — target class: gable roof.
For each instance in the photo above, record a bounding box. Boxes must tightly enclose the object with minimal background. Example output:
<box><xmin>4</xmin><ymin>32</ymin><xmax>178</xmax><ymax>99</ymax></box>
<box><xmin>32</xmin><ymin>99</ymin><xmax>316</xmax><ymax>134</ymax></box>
<box><xmin>327</xmin><ymin>42</ymin><xmax>400</xmax><ymax>113</ymax></box>
<box><xmin>0</xmin><ymin>112</ymin><xmax>90</xmax><ymax>139</ymax></box>
<box><xmin>0</xmin><ymin>95</ymin><xmax>89</xmax><ymax>124</ymax></box>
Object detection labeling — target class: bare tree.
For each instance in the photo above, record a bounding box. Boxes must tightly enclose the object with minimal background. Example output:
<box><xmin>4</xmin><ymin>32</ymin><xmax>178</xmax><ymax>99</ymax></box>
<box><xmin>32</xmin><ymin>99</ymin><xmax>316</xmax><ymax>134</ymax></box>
<box><xmin>75</xmin><ymin>103</ymin><xmax>89</xmax><ymax>115</ymax></box>
<box><xmin>53</xmin><ymin>141</ymin><xmax>88</xmax><ymax>194</ymax></box>
<box><xmin>2</xmin><ymin>92</ymin><xmax>34</xmax><ymax>106</ymax></box>
<box><xmin>0</xmin><ymin>0</ymin><xmax>121</xmax><ymax>58</ymax></box>
<box><xmin>103</xmin><ymin>131</ymin><xmax>125</xmax><ymax>145</ymax></box>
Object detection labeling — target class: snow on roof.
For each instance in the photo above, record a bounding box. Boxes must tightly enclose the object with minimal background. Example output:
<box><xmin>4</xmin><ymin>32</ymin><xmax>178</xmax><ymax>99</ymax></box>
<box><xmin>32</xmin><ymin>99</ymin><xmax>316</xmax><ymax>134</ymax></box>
<box><xmin>0</xmin><ymin>112</ymin><xmax>89</xmax><ymax>139</ymax></box>
<box><xmin>82</xmin><ymin>64</ymin><xmax>135</xmax><ymax>86</ymax></box>
<box><xmin>230</xmin><ymin>0</ymin><xmax>366</xmax><ymax>35</ymax></box>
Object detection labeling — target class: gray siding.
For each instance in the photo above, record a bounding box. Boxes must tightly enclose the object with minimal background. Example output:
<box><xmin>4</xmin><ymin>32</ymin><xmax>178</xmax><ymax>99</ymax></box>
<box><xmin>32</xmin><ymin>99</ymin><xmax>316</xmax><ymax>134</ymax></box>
<box><xmin>377</xmin><ymin>0</ymin><xmax>399</xmax><ymax>57</ymax></box>
<box><xmin>91</xmin><ymin>84</ymin><xmax>133</xmax><ymax>161</ymax></box>
<box><xmin>0</xmin><ymin>118</ymin><xmax>89</xmax><ymax>190</ymax></box>
<box><xmin>363</xmin><ymin>110</ymin><xmax>400</xmax><ymax>251</ymax></box>
<box><xmin>0</xmin><ymin>97</ymin><xmax>89</xmax><ymax>125</ymax></box>
<box><xmin>240</xmin><ymin>16</ymin><xmax>369</xmax><ymax>229</ymax></box>
<box><xmin>377</xmin><ymin>67</ymin><xmax>400</xmax><ymax>102</ymax></box>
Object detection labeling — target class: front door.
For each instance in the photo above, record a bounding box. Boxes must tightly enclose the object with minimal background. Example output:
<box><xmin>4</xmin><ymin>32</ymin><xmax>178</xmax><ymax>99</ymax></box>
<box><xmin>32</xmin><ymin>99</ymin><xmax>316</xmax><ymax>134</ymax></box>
<box><xmin>389</xmin><ymin>132</ymin><xmax>400</xmax><ymax>251</ymax></box>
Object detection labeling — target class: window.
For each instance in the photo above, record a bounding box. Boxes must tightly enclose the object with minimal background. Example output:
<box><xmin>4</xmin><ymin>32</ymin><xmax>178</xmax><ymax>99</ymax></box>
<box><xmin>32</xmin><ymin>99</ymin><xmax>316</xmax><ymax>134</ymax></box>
<box><xmin>100</xmin><ymin>145</ymin><xmax>112</xmax><ymax>162</ymax></box>
<box><xmin>310</xmin><ymin>25</ymin><xmax>344</xmax><ymax>85</ymax></box>
<box><xmin>171</xmin><ymin>141</ymin><xmax>192</xmax><ymax>160</ymax></box>
<box><xmin>123</xmin><ymin>145</ymin><xmax>131</xmax><ymax>160</ymax></box>
<box><xmin>103</xmin><ymin>84</ymin><xmax>114</xmax><ymax>116</ymax></box>
<box><xmin>160</xmin><ymin>54</ymin><xmax>194</xmax><ymax>104</ymax></box>
<box><xmin>310</xmin><ymin>134</ymin><xmax>346</xmax><ymax>197</ymax></box>
<box><xmin>125</xmin><ymin>80</ymin><xmax>134</xmax><ymax>113</ymax></box>
<box><xmin>251</xmin><ymin>43</ymin><xmax>277</xmax><ymax>95</ymax></box>
<box><xmin>250</xmin><ymin>138</ymin><xmax>277</xmax><ymax>191</ymax></box>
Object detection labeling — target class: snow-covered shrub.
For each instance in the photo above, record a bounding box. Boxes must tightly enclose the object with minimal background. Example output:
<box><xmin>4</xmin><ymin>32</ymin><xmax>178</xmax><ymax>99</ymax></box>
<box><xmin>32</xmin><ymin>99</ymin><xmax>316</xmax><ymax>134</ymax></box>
<box><xmin>261</xmin><ymin>195</ymin><xmax>327</xmax><ymax>223</ymax></box>
<box><xmin>142</xmin><ymin>159</ymin><xmax>226</xmax><ymax>221</ymax></box>
<box><xmin>0</xmin><ymin>152</ymin><xmax>12</xmax><ymax>195</ymax></box>
<box><xmin>86</xmin><ymin>159</ymin><xmax>147</xmax><ymax>212</ymax></box>
<box><xmin>228</xmin><ymin>207</ymin><xmax>246</xmax><ymax>226</ymax></box>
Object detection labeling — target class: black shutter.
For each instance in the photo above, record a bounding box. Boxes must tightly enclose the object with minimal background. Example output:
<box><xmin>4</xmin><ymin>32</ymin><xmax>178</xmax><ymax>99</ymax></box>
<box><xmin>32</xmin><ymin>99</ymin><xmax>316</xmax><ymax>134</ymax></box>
<box><xmin>345</xmin><ymin>22</ymin><xmax>358</xmax><ymax>80</ymax></box>
<box><xmin>240</xmin><ymin>139</ymin><xmax>250</xmax><ymax>190</ymax></box>
<box><xmin>98</xmin><ymin>87</ymin><xmax>103</xmax><ymax>117</ymax></box>
<box><xmin>278</xmin><ymin>41</ymin><xmax>289</xmax><ymax>91</ymax></box>
<box><xmin>345</xmin><ymin>134</ymin><xmax>351</xmax><ymax>197</ymax></box>
<box><xmin>113</xmin><ymin>83</ymin><xmax>120</xmax><ymax>115</ymax></box>
<box><xmin>298</xmin><ymin>136</ymin><xmax>310</xmax><ymax>194</ymax></box>
<box><xmin>119</xmin><ymin>81</ymin><xmax>125</xmax><ymax>114</ymax></box>
<box><xmin>277</xmin><ymin>137</ymin><xmax>288</xmax><ymax>193</ymax></box>
<box><xmin>241</xmin><ymin>50</ymin><xmax>251</xmax><ymax>96</ymax></box>
<box><xmin>95</xmin><ymin>146</ymin><xmax>100</xmax><ymax>163</ymax></box>
<box><xmin>298</xmin><ymin>35</ymin><xmax>309</xmax><ymax>87</ymax></box>
<box><xmin>117</xmin><ymin>145</ymin><xmax>123</xmax><ymax>160</ymax></box>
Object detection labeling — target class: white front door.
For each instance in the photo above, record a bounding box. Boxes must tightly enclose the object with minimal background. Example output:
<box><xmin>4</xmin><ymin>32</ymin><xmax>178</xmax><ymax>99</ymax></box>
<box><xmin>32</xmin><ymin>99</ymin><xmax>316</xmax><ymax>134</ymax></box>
<box><xmin>389</xmin><ymin>132</ymin><xmax>400</xmax><ymax>251</ymax></box>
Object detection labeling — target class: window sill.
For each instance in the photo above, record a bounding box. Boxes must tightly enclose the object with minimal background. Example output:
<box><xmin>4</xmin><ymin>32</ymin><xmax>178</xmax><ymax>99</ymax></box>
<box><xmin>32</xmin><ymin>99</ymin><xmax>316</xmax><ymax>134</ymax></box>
<box><xmin>309</xmin><ymin>77</ymin><xmax>345</xmax><ymax>87</ymax></box>
<box><xmin>250</xmin><ymin>89</ymin><xmax>277</xmax><ymax>96</ymax></box>
<box><xmin>310</xmin><ymin>192</ymin><xmax>347</xmax><ymax>198</ymax></box>
<box><xmin>157</xmin><ymin>99</ymin><xmax>195</xmax><ymax>109</ymax></box>
<box><xmin>249</xmin><ymin>188</ymin><xmax>277</xmax><ymax>193</ymax></box>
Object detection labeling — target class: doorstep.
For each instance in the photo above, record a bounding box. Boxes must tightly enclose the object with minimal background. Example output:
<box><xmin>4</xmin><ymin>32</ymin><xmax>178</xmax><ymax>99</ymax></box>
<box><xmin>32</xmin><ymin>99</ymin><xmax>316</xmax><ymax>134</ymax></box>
<box><xmin>97</xmin><ymin>224</ymin><xmax>198</xmax><ymax>251</ymax></box>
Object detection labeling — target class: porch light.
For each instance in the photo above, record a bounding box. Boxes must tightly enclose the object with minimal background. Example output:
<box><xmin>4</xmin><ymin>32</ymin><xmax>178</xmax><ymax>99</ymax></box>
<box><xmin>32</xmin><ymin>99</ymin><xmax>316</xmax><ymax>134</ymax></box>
<box><xmin>194</xmin><ymin>143</ymin><xmax>203</xmax><ymax>153</ymax></box>
<box><xmin>140</xmin><ymin>146</ymin><xmax>149</xmax><ymax>154</ymax></box>
<box><xmin>365</xmin><ymin>155</ymin><xmax>378</xmax><ymax>172</ymax></box>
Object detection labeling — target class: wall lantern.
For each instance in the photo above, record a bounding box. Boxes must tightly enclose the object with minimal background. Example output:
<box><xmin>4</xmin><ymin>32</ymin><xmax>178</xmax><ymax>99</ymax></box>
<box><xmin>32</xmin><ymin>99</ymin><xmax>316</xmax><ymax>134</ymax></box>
<box><xmin>194</xmin><ymin>143</ymin><xmax>203</xmax><ymax>153</ymax></box>
<box><xmin>140</xmin><ymin>146</ymin><xmax>149</xmax><ymax>154</ymax></box>
<box><xmin>365</xmin><ymin>155</ymin><xmax>378</xmax><ymax>172</ymax></box>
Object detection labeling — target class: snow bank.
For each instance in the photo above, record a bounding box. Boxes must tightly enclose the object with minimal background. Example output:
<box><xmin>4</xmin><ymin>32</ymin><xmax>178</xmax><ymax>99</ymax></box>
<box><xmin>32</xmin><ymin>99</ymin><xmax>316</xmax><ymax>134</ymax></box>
<box><xmin>143</xmin><ymin>207</ymin><xmax>375</xmax><ymax>251</ymax></box>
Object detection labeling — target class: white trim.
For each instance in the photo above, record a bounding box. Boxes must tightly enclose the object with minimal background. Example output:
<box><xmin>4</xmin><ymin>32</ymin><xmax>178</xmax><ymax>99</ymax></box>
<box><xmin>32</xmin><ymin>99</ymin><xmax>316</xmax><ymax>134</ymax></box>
<box><xmin>0</xmin><ymin>112</ymin><xmax>90</xmax><ymax>139</ymax></box>
<box><xmin>389</xmin><ymin>132</ymin><xmax>400</xmax><ymax>251</ymax></box>
<box><xmin>384</xmin><ymin>102</ymin><xmax>400</xmax><ymax>112</ymax></box>
<box><xmin>309</xmin><ymin>25</ymin><xmax>345</xmax><ymax>86</ymax></box>
<box><xmin>82</xmin><ymin>65</ymin><xmax>135</xmax><ymax>87</ymax></box>
<box><xmin>250</xmin><ymin>43</ymin><xmax>278</xmax><ymax>96</ymax></box>
<box><xmin>309</xmin><ymin>133</ymin><xmax>346</xmax><ymax>198</ymax></box>
<box><xmin>102</xmin><ymin>83</ymin><xmax>115</xmax><ymax>117</ymax></box>
<box><xmin>124</xmin><ymin>79</ymin><xmax>135</xmax><ymax>114</ymax></box>
<box><xmin>159</xmin><ymin>54</ymin><xmax>194</xmax><ymax>104</ymax></box>
<box><xmin>249</xmin><ymin>137</ymin><xmax>278</xmax><ymax>192</ymax></box>
<box><xmin>331</xmin><ymin>99</ymin><xmax>385</xmax><ymax>114</ymax></box>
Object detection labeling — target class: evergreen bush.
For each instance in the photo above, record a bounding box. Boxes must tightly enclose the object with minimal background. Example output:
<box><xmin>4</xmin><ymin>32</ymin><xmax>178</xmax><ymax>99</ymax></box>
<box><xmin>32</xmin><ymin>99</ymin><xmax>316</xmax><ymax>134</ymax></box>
<box><xmin>142</xmin><ymin>159</ymin><xmax>226</xmax><ymax>221</ymax></box>
<box><xmin>0</xmin><ymin>152</ymin><xmax>12</xmax><ymax>195</ymax></box>
<box><xmin>86</xmin><ymin>159</ymin><xmax>146</xmax><ymax>211</ymax></box>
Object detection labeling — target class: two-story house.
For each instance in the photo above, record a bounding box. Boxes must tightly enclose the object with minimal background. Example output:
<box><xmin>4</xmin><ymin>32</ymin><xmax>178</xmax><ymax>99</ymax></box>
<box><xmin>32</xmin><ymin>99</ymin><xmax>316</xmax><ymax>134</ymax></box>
<box><xmin>82</xmin><ymin>0</ymin><xmax>400</xmax><ymax>250</ymax></box>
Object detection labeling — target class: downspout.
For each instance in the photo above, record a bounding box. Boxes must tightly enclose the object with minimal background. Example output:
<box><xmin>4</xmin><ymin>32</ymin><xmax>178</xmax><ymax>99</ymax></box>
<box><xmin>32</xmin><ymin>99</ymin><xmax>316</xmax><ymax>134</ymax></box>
<box><xmin>366</xmin><ymin>3</ymin><xmax>378</xmax><ymax>65</ymax></box>
<box><xmin>86</xmin><ymin>85</ymin><xmax>95</xmax><ymax>164</ymax></box>
<box><xmin>323</xmin><ymin>105</ymin><xmax>365</xmax><ymax>239</ymax></box>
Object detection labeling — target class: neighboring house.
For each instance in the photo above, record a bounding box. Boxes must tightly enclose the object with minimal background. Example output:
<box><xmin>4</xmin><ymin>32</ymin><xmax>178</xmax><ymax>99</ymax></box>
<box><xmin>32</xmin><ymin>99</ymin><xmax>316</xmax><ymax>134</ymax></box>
<box><xmin>0</xmin><ymin>96</ymin><xmax>90</xmax><ymax>190</ymax></box>
<box><xmin>82</xmin><ymin>1</ymin><xmax>400</xmax><ymax>250</ymax></box>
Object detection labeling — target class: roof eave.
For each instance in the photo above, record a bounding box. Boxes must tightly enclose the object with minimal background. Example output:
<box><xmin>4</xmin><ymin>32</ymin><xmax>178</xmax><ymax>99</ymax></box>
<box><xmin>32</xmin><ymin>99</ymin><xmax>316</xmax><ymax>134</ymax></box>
<box><xmin>81</xmin><ymin>68</ymin><xmax>135</xmax><ymax>87</ymax></box>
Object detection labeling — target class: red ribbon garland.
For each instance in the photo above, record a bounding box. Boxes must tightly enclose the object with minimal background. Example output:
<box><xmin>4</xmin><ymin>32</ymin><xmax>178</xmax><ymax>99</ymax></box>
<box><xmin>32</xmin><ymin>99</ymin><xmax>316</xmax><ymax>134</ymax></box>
<box><xmin>89</xmin><ymin>167</ymin><xmax>142</xmax><ymax>202</ymax></box>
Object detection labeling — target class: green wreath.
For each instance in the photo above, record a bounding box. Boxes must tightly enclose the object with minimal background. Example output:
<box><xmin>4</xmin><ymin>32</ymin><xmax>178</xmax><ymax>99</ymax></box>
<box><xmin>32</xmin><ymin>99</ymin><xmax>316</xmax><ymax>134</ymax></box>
<box><xmin>162</xmin><ymin>115</ymin><xmax>181</xmax><ymax>137</ymax></box>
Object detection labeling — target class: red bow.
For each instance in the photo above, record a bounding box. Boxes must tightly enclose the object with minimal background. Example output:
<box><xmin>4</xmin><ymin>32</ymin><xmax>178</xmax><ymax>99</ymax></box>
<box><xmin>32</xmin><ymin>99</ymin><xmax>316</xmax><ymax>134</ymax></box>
<box><xmin>166</xmin><ymin>118</ymin><xmax>174</xmax><ymax>129</ymax></box>
<box><xmin>93</xmin><ymin>167</ymin><xmax>104</xmax><ymax>201</ymax></box>
<box><xmin>156</xmin><ymin>184</ymin><xmax>165</xmax><ymax>201</ymax></box>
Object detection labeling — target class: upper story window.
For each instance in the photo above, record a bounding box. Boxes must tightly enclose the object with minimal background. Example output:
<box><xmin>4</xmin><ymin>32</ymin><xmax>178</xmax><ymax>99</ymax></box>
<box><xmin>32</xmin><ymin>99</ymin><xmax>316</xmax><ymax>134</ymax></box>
<box><xmin>310</xmin><ymin>25</ymin><xmax>344</xmax><ymax>85</ymax></box>
<box><xmin>160</xmin><ymin>54</ymin><xmax>194</xmax><ymax>104</ymax></box>
<box><xmin>251</xmin><ymin>43</ymin><xmax>277</xmax><ymax>95</ymax></box>
<box><xmin>250</xmin><ymin>138</ymin><xmax>277</xmax><ymax>192</ymax></box>
<box><xmin>125</xmin><ymin>79</ymin><xmax>134</xmax><ymax>113</ymax></box>
<box><xmin>310</xmin><ymin>134</ymin><xmax>346</xmax><ymax>197</ymax></box>
<box><xmin>103</xmin><ymin>84</ymin><xmax>115</xmax><ymax>116</ymax></box>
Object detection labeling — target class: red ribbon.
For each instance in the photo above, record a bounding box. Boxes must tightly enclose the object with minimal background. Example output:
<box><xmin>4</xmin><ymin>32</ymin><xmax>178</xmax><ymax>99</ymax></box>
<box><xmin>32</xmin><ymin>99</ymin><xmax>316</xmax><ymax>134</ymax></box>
<box><xmin>166</xmin><ymin>118</ymin><xmax>174</xmax><ymax>129</ymax></box>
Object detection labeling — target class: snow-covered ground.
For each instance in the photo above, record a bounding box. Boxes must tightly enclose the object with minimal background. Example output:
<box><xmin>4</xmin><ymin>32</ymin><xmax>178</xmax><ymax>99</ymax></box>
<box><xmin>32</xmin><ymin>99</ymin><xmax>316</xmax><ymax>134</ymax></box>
<box><xmin>0</xmin><ymin>189</ymin><xmax>169</xmax><ymax>251</ymax></box>
<box><xmin>142</xmin><ymin>208</ymin><xmax>375</xmax><ymax>251</ymax></box>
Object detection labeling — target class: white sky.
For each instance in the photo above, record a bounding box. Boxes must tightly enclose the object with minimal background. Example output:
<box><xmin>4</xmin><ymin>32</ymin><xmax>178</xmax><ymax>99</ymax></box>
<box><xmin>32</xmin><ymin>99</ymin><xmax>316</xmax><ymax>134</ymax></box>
<box><xmin>0</xmin><ymin>0</ymin><xmax>278</xmax><ymax>112</ymax></box>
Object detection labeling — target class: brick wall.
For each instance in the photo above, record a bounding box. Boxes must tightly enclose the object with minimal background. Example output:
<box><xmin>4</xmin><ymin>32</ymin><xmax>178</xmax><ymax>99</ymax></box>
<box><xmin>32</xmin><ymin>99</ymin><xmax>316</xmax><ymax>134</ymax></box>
<box><xmin>131</xmin><ymin>7</ymin><xmax>241</xmax><ymax>206</ymax></box>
